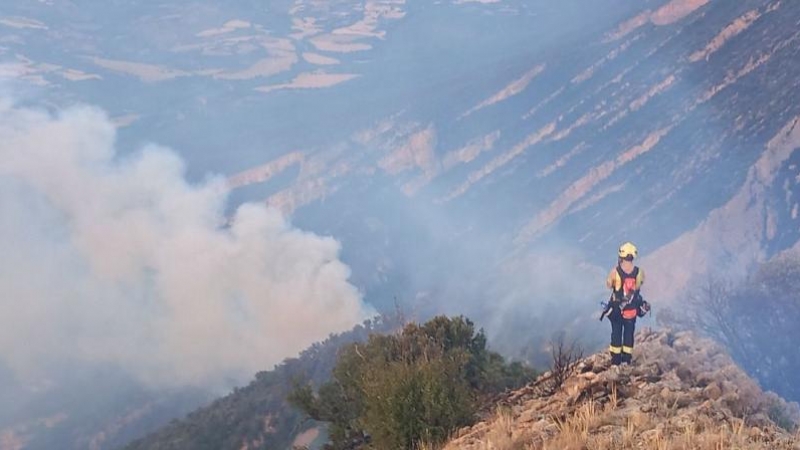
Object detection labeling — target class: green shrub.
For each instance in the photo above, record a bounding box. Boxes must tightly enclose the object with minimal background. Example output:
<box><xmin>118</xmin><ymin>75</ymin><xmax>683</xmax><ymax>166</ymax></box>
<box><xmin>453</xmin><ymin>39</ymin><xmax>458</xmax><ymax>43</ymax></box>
<box><xmin>289</xmin><ymin>315</ymin><xmax>536</xmax><ymax>449</ymax></box>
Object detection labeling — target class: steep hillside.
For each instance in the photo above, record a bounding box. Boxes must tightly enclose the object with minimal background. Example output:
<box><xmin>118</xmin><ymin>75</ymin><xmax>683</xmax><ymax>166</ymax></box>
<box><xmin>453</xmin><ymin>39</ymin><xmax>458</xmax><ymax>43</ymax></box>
<box><xmin>6</xmin><ymin>0</ymin><xmax>800</xmax><ymax>311</ymax></box>
<box><xmin>645</xmin><ymin>115</ymin><xmax>800</xmax><ymax>302</ymax></box>
<box><xmin>123</xmin><ymin>315</ymin><xmax>401</xmax><ymax>450</ymax></box>
<box><xmin>444</xmin><ymin>329</ymin><xmax>800</xmax><ymax>449</ymax></box>
<box><xmin>0</xmin><ymin>381</ymin><xmax>209</xmax><ymax>450</ymax></box>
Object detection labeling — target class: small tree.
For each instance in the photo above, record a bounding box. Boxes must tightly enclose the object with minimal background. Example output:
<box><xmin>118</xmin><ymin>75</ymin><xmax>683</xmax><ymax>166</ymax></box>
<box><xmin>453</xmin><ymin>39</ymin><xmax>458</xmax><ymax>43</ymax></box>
<box><xmin>546</xmin><ymin>332</ymin><xmax>583</xmax><ymax>395</ymax></box>
<box><xmin>289</xmin><ymin>315</ymin><xmax>537</xmax><ymax>450</ymax></box>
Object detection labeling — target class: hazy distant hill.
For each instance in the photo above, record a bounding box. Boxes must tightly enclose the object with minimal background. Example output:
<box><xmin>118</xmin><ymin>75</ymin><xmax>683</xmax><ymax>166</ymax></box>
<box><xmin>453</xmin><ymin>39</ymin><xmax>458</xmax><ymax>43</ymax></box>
<box><xmin>122</xmin><ymin>315</ymin><xmax>402</xmax><ymax>450</ymax></box>
<box><xmin>4</xmin><ymin>0</ymin><xmax>799</xmax><ymax>309</ymax></box>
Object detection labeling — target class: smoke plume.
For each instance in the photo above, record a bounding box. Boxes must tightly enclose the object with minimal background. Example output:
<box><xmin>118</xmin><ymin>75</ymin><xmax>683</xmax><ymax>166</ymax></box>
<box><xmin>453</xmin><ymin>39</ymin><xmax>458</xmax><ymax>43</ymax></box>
<box><xmin>0</xmin><ymin>98</ymin><xmax>371</xmax><ymax>388</ymax></box>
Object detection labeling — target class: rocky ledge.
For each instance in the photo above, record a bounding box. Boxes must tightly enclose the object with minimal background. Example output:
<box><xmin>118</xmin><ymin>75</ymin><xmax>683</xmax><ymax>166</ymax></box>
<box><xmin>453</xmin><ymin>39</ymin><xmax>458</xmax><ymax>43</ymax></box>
<box><xmin>445</xmin><ymin>329</ymin><xmax>800</xmax><ymax>450</ymax></box>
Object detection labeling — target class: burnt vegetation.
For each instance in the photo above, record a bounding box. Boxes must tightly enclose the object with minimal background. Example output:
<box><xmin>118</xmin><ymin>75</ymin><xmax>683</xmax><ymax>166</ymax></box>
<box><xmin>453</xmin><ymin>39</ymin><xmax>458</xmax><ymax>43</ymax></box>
<box><xmin>545</xmin><ymin>333</ymin><xmax>584</xmax><ymax>395</ymax></box>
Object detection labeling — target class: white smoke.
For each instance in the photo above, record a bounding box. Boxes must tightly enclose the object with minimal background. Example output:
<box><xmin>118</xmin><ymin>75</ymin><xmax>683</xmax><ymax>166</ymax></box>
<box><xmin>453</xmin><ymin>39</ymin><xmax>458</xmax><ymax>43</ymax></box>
<box><xmin>0</xmin><ymin>99</ymin><xmax>371</xmax><ymax>387</ymax></box>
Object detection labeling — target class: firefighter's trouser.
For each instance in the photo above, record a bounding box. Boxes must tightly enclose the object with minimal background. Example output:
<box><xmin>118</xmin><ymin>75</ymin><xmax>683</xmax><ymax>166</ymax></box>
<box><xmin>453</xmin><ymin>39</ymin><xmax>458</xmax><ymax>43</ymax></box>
<box><xmin>608</xmin><ymin>307</ymin><xmax>636</xmax><ymax>365</ymax></box>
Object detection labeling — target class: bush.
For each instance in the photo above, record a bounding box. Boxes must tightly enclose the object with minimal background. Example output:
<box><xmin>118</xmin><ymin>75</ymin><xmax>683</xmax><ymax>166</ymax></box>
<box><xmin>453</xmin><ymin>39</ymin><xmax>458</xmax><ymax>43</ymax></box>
<box><xmin>289</xmin><ymin>315</ymin><xmax>536</xmax><ymax>449</ymax></box>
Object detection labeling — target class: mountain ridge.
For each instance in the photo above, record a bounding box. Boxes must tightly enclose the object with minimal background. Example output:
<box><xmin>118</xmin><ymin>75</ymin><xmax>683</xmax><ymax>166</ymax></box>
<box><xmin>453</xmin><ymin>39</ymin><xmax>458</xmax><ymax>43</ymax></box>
<box><xmin>443</xmin><ymin>329</ymin><xmax>800</xmax><ymax>450</ymax></box>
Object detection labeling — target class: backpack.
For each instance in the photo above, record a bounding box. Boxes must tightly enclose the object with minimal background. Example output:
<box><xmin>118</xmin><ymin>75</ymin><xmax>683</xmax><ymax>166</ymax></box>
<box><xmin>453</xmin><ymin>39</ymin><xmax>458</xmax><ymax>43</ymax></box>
<box><xmin>613</xmin><ymin>265</ymin><xmax>640</xmax><ymax>302</ymax></box>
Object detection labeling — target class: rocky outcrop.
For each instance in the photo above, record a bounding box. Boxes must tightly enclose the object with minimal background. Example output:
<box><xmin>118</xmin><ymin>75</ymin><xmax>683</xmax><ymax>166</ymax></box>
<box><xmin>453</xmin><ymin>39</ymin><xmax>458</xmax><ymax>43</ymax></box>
<box><xmin>444</xmin><ymin>329</ymin><xmax>800</xmax><ymax>449</ymax></box>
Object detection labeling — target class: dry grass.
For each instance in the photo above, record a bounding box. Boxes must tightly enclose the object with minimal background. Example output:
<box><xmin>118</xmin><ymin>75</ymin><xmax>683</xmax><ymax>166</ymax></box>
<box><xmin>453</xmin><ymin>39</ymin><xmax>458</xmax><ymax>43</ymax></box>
<box><xmin>607</xmin><ymin>382</ymin><xmax>619</xmax><ymax>412</ymax></box>
<box><xmin>445</xmin><ymin>331</ymin><xmax>800</xmax><ymax>450</ymax></box>
<box><xmin>642</xmin><ymin>418</ymin><xmax>773</xmax><ymax>450</ymax></box>
<box><xmin>553</xmin><ymin>402</ymin><xmax>596</xmax><ymax>439</ymax></box>
<box><xmin>474</xmin><ymin>396</ymin><xmax>800</xmax><ymax>450</ymax></box>
<box><xmin>542</xmin><ymin>400</ymin><xmax>606</xmax><ymax>450</ymax></box>
<box><xmin>467</xmin><ymin>384</ymin><xmax>799</xmax><ymax>450</ymax></box>
<box><xmin>479</xmin><ymin>407</ymin><xmax>527</xmax><ymax>450</ymax></box>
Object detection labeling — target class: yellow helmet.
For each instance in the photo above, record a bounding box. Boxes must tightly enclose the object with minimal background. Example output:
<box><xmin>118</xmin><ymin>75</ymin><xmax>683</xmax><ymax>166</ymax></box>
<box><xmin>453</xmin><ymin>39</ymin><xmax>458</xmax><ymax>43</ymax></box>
<box><xmin>618</xmin><ymin>242</ymin><xmax>638</xmax><ymax>259</ymax></box>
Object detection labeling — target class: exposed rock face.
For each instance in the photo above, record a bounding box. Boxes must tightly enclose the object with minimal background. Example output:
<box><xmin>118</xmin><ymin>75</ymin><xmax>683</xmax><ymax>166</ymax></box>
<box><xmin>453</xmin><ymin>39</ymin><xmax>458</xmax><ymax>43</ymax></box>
<box><xmin>445</xmin><ymin>329</ymin><xmax>800</xmax><ymax>449</ymax></box>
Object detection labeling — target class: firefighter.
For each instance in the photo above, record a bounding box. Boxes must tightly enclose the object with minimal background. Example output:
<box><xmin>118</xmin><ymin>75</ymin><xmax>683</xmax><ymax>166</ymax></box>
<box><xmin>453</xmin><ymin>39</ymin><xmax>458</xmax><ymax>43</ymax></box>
<box><xmin>605</xmin><ymin>242</ymin><xmax>650</xmax><ymax>365</ymax></box>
